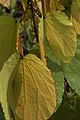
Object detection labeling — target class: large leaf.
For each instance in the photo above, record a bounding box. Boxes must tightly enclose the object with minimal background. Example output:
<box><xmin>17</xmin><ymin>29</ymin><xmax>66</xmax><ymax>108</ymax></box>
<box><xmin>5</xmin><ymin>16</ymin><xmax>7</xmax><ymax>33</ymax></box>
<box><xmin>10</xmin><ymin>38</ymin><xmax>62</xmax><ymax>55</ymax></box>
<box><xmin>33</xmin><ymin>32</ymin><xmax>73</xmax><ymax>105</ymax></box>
<box><xmin>71</xmin><ymin>0</ymin><xmax>80</xmax><ymax>34</ymax></box>
<box><xmin>0</xmin><ymin>15</ymin><xmax>18</xmax><ymax>70</ymax></box>
<box><xmin>0</xmin><ymin>53</ymin><xmax>20</xmax><ymax>120</ymax></box>
<box><xmin>45</xmin><ymin>47</ymin><xmax>64</xmax><ymax>108</ymax></box>
<box><xmin>44</xmin><ymin>11</ymin><xmax>77</xmax><ymax>63</ymax></box>
<box><xmin>63</xmin><ymin>36</ymin><xmax>80</xmax><ymax>94</ymax></box>
<box><xmin>13</xmin><ymin>54</ymin><xmax>56</xmax><ymax>120</ymax></box>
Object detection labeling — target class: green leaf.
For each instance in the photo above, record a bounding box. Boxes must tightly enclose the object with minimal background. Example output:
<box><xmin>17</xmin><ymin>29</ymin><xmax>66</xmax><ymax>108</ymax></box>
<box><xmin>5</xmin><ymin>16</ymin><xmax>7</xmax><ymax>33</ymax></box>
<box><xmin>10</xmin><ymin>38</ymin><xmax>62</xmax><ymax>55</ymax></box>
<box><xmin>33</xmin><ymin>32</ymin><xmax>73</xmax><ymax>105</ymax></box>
<box><xmin>46</xmin><ymin>47</ymin><xmax>64</xmax><ymax>108</ymax></box>
<box><xmin>49</xmin><ymin>92</ymin><xmax>80</xmax><ymax>120</ymax></box>
<box><xmin>0</xmin><ymin>15</ymin><xmax>18</xmax><ymax>70</ymax></box>
<box><xmin>44</xmin><ymin>11</ymin><xmax>77</xmax><ymax>63</ymax></box>
<box><xmin>0</xmin><ymin>53</ymin><xmax>20</xmax><ymax>120</ymax></box>
<box><xmin>63</xmin><ymin>36</ymin><xmax>80</xmax><ymax>94</ymax></box>
<box><xmin>13</xmin><ymin>54</ymin><xmax>56</xmax><ymax>120</ymax></box>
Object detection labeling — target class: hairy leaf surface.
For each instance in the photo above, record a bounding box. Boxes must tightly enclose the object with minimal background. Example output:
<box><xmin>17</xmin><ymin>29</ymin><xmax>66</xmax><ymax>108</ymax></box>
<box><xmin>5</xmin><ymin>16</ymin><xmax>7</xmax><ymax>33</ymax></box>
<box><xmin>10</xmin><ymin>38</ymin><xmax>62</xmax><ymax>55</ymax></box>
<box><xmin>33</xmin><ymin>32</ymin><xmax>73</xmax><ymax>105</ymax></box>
<box><xmin>0</xmin><ymin>15</ymin><xmax>18</xmax><ymax>70</ymax></box>
<box><xmin>45</xmin><ymin>11</ymin><xmax>77</xmax><ymax>63</ymax></box>
<box><xmin>0</xmin><ymin>53</ymin><xmax>20</xmax><ymax>120</ymax></box>
<box><xmin>13</xmin><ymin>54</ymin><xmax>56</xmax><ymax>120</ymax></box>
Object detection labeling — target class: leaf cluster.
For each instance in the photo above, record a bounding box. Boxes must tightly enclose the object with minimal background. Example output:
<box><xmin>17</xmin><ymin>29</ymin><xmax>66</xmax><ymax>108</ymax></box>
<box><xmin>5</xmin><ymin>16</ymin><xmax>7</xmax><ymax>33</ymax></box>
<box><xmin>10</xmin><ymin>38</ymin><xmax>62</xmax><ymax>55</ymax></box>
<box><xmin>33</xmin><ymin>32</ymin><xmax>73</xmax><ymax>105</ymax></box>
<box><xmin>0</xmin><ymin>0</ymin><xmax>80</xmax><ymax>120</ymax></box>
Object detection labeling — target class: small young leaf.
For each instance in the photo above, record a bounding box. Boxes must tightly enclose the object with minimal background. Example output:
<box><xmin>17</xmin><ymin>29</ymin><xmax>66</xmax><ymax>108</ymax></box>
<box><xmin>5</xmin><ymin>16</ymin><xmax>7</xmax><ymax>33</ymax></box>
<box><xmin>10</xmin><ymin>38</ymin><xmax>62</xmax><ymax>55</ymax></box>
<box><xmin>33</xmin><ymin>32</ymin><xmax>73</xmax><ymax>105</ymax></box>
<box><xmin>13</xmin><ymin>54</ymin><xmax>56</xmax><ymax>120</ymax></box>
<box><xmin>0</xmin><ymin>53</ymin><xmax>20</xmax><ymax>120</ymax></box>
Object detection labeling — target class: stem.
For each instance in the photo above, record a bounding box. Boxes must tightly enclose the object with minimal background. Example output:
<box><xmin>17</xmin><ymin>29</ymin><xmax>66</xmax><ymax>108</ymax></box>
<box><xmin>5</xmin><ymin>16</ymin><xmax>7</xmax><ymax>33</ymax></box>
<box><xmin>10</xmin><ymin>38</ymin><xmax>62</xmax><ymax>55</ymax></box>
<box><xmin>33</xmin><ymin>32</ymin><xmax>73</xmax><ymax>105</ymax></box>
<box><xmin>30</xmin><ymin>1</ymin><xmax>39</xmax><ymax>42</ymax></box>
<box><xmin>39</xmin><ymin>34</ymin><xmax>47</xmax><ymax>65</ymax></box>
<box><xmin>41</xmin><ymin>0</ymin><xmax>46</xmax><ymax>18</ymax></box>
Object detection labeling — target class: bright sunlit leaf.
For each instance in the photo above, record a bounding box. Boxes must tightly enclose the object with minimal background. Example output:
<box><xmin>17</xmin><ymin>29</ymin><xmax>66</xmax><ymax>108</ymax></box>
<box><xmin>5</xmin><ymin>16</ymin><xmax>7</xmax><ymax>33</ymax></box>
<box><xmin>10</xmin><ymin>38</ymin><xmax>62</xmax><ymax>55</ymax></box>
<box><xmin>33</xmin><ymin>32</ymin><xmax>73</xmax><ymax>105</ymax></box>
<box><xmin>44</xmin><ymin>11</ymin><xmax>77</xmax><ymax>63</ymax></box>
<box><xmin>0</xmin><ymin>53</ymin><xmax>20</xmax><ymax>120</ymax></box>
<box><xmin>13</xmin><ymin>54</ymin><xmax>56</xmax><ymax>120</ymax></box>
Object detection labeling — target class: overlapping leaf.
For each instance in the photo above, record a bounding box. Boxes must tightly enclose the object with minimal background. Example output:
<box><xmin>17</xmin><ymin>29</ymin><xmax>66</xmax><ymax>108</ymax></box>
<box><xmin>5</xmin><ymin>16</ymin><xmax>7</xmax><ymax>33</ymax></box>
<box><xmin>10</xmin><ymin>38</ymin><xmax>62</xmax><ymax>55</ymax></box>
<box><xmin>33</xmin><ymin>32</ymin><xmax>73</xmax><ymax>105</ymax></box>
<box><xmin>13</xmin><ymin>54</ymin><xmax>56</xmax><ymax>120</ymax></box>
<box><xmin>71</xmin><ymin>0</ymin><xmax>80</xmax><ymax>34</ymax></box>
<box><xmin>0</xmin><ymin>15</ymin><xmax>18</xmax><ymax>70</ymax></box>
<box><xmin>45</xmin><ymin>47</ymin><xmax>64</xmax><ymax>108</ymax></box>
<box><xmin>0</xmin><ymin>53</ymin><xmax>20</xmax><ymax>120</ymax></box>
<box><xmin>44</xmin><ymin>11</ymin><xmax>77</xmax><ymax>63</ymax></box>
<box><xmin>71</xmin><ymin>17</ymin><xmax>80</xmax><ymax>35</ymax></box>
<box><xmin>49</xmin><ymin>0</ymin><xmax>64</xmax><ymax>11</ymax></box>
<box><xmin>71</xmin><ymin>0</ymin><xmax>80</xmax><ymax>23</ymax></box>
<box><xmin>63</xmin><ymin>36</ymin><xmax>80</xmax><ymax>94</ymax></box>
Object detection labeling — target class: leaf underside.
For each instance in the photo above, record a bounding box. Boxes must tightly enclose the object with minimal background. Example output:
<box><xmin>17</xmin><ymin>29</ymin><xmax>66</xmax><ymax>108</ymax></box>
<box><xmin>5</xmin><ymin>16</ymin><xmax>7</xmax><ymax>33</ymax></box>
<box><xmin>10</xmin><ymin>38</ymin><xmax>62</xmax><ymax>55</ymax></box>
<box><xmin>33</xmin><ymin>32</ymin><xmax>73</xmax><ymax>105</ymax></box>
<box><xmin>13</xmin><ymin>54</ymin><xmax>56</xmax><ymax>120</ymax></box>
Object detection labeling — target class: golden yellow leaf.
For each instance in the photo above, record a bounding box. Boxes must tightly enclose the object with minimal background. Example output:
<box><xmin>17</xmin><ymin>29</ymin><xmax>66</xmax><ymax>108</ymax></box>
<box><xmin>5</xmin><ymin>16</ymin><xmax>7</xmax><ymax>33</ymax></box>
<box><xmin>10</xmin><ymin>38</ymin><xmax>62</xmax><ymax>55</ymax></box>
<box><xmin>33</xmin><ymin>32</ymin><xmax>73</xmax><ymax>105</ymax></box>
<box><xmin>71</xmin><ymin>16</ymin><xmax>80</xmax><ymax>34</ymax></box>
<box><xmin>71</xmin><ymin>0</ymin><xmax>80</xmax><ymax>34</ymax></box>
<box><xmin>0</xmin><ymin>0</ymin><xmax>10</xmax><ymax>7</ymax></box>
<box><xmin>45</xmin><ymin>11</ymin><xmax>77</xmax><ymax>63</ymax></box>
<box><xmin>13</xmin><ymin>54</ymin><xmax>56</xmax><ymax>120</ymax></box>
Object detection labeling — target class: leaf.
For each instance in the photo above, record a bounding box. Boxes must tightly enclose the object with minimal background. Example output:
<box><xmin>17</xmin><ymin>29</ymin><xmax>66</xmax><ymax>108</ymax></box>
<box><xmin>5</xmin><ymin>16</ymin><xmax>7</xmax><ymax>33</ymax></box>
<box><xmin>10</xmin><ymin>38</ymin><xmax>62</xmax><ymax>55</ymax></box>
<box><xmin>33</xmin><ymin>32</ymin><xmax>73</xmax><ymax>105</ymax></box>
<box><xmin>44</xmin><ymin>11</ymin><xmax>77</xmax><ymax>63</ymax></box>
<box><xmin>0</xmin><ymin>53</ymin><xmax>20</xmax><ymax>120</ymax></box>
<box><xmin>45</xmin><ymin>47</ymin><xmax>64</xmax><ymax>108</ymax></box>
<box><xmin>49</xmin><ymin>92</ymin><xmax>80</xmax><ymax>120</ymax></box>
<box><xmin>22</xmin><ymin>0</ymin><xmax>28</xmax><ymax>8</ymax></box>
<box><xmin>71</xmin><ymin>16</ymin><xmax>80</xmax><ymax>35</ymax></box>
<box><xmin>63</xmin><ymin>36</ymin><xmax>80</xmax><ymax>94</ymax></box>
<box><xmin>49</xmin><ymin>0</ymin><xmax>65</xmax><ymax>11</ymax></box>
<box><xmin>13</xmin><ymin>54</ymin><xmax>56</xmax><ymax>120</ymax></box>
<box><xmin>0</xmin><ymin>0</ymin><xmax>10</xmax><ymax>7</ymax></box>
<box><xmin>71</xmin><ymin>0</ymin><xmax>80</xmax><ymax>34</ymax></box>
<box><xmin>71</xmin><ymin>0</ymin><xmax>80</xmax><ymax>24</ymax></box>
<box><xmin>0</xmin><ymin>15</ymin><xmax>18</xmax><ymax>70</ymax></box>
